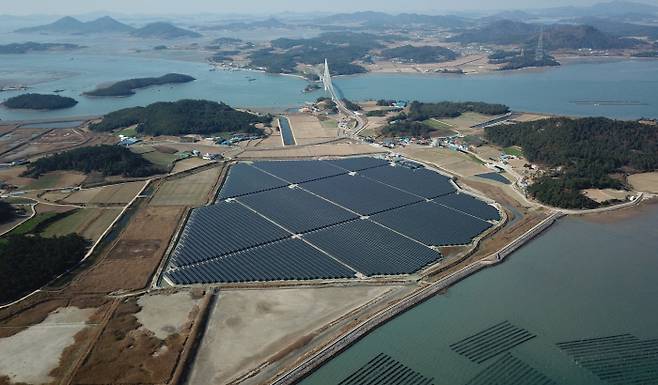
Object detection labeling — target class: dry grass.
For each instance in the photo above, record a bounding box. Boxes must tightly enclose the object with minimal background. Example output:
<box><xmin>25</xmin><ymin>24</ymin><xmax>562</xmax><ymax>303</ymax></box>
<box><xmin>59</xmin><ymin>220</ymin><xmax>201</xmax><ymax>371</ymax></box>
<box><xmin>64</xmin><ymin>181</ymin><xmax>146</xmax><ymax>205</ymax></box>
<box><xmin>149</xmin><ymin>167</ymin><xmax>221</xmax><ymax>206</ymax></box>
<box><xmin>240</xmin><ymin>143</ymin><xmax>384</xmax><ymax>159</ymax></box>
<box><xmin>288</xmin><ymin>114</ymin><xmax>338</xmax><ymax>141</ymax></box>
<box><xmin>628</xmin><ymin>172</ymin><xmax>658</xmax><ymax>193</ymax></box>
<box><xmin>398</xmin><ymin>145</ymin><xmax>490</xmax><ymax>177</ymax></box>
<box><xmin>582</xmin><ymin>189</ymin><xmax>631</xmax><ymax>203</ymax></box>
<box><xmin>42</xmin><ymin>208</ymin><xmax>122</xmax><ymax>242</ymax></box>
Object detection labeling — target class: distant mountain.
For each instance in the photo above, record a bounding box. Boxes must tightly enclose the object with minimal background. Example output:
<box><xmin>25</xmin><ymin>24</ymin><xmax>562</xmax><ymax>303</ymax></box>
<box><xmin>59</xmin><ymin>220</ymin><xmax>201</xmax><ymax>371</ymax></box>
<box><xmin>202</xmin><ymin>18</ymin><xmax>288</xmax><ymax>31</ymax></box>
<box><xmin>0</xmin><ymin>42</ymin><xmax>82</xmax><ymax>54</ymax></box>
<box><xmin>315</xmin><ymin>11</ymin><xmax>468</xmax><ymax>29</ymax></box>
<box><xmin>574</xmin><ymin>17</ymin><xmax>658</xmax><ymax>39</ymax></box>
<box><xmin>130</xmin><ymin>22</ymin><xmax>201</xmax><ymax>39</ymax></box>
<box><xmin>538</xmin><ymin>1</ymin><xmax>658</xmax><ymax>18</ymax></box>
<box><xmin>449</xmin><ymin>20</ymin><xmax>642</xmax><ymax>49</ymax></box>
<box><xmin>15</xmin><ymin>16</ymin><xmax>134</xmax><ymax>34</ymax></box>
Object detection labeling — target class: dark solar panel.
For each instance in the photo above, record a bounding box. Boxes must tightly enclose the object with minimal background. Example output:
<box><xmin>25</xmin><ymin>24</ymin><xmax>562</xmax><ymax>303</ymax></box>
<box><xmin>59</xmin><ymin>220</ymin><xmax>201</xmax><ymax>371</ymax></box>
<box><xmin>301</xmin><ymin>174</ymin><xmax>422</xmax><ymax>215</ymax></box>
<box><xmin>166</xmin><ymin>238</ymin><xmax>355</xmax><ymax>284</ymax></box>
<box><xmin>170</xmin><ymin>202</ymin><xmax>291</xmax><ymax>267</ymax></box>
<box><xmin>466</xmin><ymin>353</ymin><xmax>555</xmax><ymax>385</ymax></box>
<box><xmin>337</xmin><ymin>353</ymin><xmax>435</xmax><ymax>385</ymax></box>
<box><xmin>433</xmin><ymin>193</ymin><xmax>501</xmax><ymax>221</ymax></box>
<box><xmin>252</xmin><ymin>160</ymin><xmax>347</xmax><ymax>183</ymax></box>
<box><xmin>372</xmin><ymin>201</ymin><xmax>492</xmax><ymax>246</ymax></box>
<box><xmin>304</xmin><ymin>219</ymin><xmax>442</xmax><ymax>276</ymax></box>
<box><xmin>217</xmin><ymin>163</ymin><xmax>289</xmax><ymax>199</ymax></box>
<box><xmin>238</xmin><ymin>187</ymin><xmax>359</xmax><ymax>233</ymax></box>
<box><xmin>360</xmin><ymin>165</ymin><xmax>456</xmax><ymax>199</ymax></box>
<box><xmin>324</xmin><ymin>157</ymin><xmax>390</xmax><ymax>172</ymax></box>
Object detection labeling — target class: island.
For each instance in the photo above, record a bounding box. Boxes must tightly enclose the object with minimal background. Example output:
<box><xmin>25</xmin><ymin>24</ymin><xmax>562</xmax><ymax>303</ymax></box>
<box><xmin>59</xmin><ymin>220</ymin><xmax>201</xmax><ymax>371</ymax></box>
<box><xmin>0</xmin><ymin>42</ymin><xmax>82</xmax><ymax>54</ymax></box>
<box><xmin>84</xmin><ymin>73</ymin><xmax>196</xmax><ymax>97</ymax></box>
<box><xmin>2</xmin><ymin>93</ymin><xmax>78</xmax><ymax>110</ymax></box>
<box><xmin>90</xmin><ymin>99</ymin><xmax>272</xmax><ymax>136</ymax></box>
<box><xmin>130</xmin><ymin>22</ymin><xmax>201</xmax><ymax>39</ymax></box>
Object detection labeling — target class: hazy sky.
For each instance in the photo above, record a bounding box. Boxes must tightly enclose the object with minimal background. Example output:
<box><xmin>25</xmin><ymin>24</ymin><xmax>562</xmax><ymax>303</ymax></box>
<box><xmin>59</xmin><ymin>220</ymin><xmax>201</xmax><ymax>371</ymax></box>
<box><xmin>2</xmin><ymin>0</ymin><xmax>652</xmax><ymax>15</ymax></box>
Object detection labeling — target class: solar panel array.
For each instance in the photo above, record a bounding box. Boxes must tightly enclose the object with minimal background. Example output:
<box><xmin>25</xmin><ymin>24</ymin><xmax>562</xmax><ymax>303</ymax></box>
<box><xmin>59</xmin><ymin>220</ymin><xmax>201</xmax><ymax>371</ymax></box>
<box><xmin>373</xmin><ymin>202</ymin><xmax>493</xmax><ymax>246</ymax></box>
<box><xmin>450</xmin><ymin>321</ymin><xmax>537</xmax><ymax>364</ymax></box>
<box><xmin>361</xmin><ymin>165</ymin><xmax>456</xmax><ymax>199</ymax></box>
<box><xmin>164</xmin><ymin>158</ymin><xmax>500</xmax><ymax>284</ymax></box>
<box><xmin>557</xmin><ymin>334</ymin><xmax>658</xmax><ymax>385</ymax></box>
<box><xmin>304</xmin><ymin>219</ymin><xmax>442</xmax><ymax>276</ymax></box>
<box><xmin>337</xmin><ymin>353</ymin><xmax>434</xmax><ymax>385</ymax></box>
<box><xmin>167</xmin><ymin>238</ymin><xmax>355</xmax><ymax>284</ymax></box>
<box><xmin>466</xmin><ymin>353</ymin><xmax>556</xmax><ymax>385</ymax></box>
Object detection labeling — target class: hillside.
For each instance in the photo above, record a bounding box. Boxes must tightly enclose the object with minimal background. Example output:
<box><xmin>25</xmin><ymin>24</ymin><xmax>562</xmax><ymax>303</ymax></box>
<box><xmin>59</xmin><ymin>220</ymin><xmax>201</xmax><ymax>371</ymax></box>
<box><xmin>130</xmin><ymin>22</ymin><xmax>201</xmax><ymax>39</ymax></box>
<box><xmin>22</xmin><ymin>145</ymin><xmax>162</xmax><ymax>178</ymax></box>
<box><xmin>380</xmin><ymin>45</ymin><xmax>458</xmax><ymax>63</ymax></box>
<box><xmin>90</xmin><ymin>99</ymin><xmax>272</xmax><ymax>136</ymax></box>
<box><xmin>315</xmin><ymin>12</ymin><xmax>468</xmax><ymax>29</ymax></box>
<box><xmin>15</xmin><ymin>16</ymin><xmax>134</xmax><ymax>34</ymax></box>
<box><xmin>0</xmin><ymin>42</ymin><xmax>82</xmax><ymax>54</ymax></box>
<box><xmin>84</xmin><ymin>73</ymin><xmax>196</xmax><ymax>97</ymax></box>
<box><xmin>449</xmin><ymin>20</ymin><xmax>641</xmax><ymax>49</ymax></box>
<box><xmin>486</xmin><ymin>117</ymin><xmax>658</xmax><ymax>208</ymax></box>
<box><xmin>3</xmin><ymin>93</ymin><xmax>78</xmax><ymax>110</ymax></box>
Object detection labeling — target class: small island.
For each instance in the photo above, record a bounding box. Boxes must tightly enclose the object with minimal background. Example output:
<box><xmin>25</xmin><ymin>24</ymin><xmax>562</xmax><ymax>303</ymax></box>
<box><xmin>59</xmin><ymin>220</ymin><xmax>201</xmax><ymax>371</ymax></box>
<box><xmin>84</xmin><ymin>73</ymin><xmax>196</xmax><ymax>97</ymax></box>
<box><xmin>2</xmin><ymin>93</ymin><xmax>78</xmax><ymax>110</ymax></box>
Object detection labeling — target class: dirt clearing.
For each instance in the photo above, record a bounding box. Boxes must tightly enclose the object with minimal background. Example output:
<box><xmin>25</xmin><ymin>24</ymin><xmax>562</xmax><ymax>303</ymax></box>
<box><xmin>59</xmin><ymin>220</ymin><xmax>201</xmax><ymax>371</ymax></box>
<box><xmin>628</xmin><ymin>172</ymin><xmax>658</xmax><ymax>193</ymax></box>
<box><xmin>136</xmin><ymin>291</ymin><xmax>200</xmax><ymax>339</ymax></box>
<box><xmin>0</xmin><ymin>306</ymin><xmax>96</xmax><ymax>385</ymax></box>
<box><xmin>399</xmin><ymin>145</ymin><xmax>490</xmax><ymax>177</ymax></box>
<box><xmin>187</xmin><ymin>285</ymin><xmax>398</xmax><ymax>385</ymax></box>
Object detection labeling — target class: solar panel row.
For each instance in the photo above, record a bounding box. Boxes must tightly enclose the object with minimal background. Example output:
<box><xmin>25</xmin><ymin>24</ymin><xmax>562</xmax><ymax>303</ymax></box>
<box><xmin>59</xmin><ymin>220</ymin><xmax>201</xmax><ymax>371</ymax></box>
<box><xmin>432</xmin><ymin>193</ymin><xmax>501</xmax><ymax>222</ymax></box>
<box><xmin>372</xmin><ymin>201</ymin><xmax>493</xmax><ymax>246</ymax></box>
<box><xmin>302</xmin><ymin>174</ymin><xmax>423</xmax><ymax>215</ymax></box>
<box><xmin>167</xmin><ymin>238</ymin><xmax>356</xmax><ymax>284</ymax></box>
<box><xmin>360</xmin><ymin>165</ymin><xmax>456</xmax><ymax>199</ymax></box>
<box><xmin>304</xmin><ymin>219</ymin><xmax>442</xmax><ymax>276</ymax></box>
<box><xmin>170</xmin><ymin>202</ymin><xmax>291</xmax><ymax>267</ymax></box>
<box><xmin>237</xmin><ymin>187</ymin><xmax>359</xmax><ymax>233</ymax></box>
<box><xmin>217</xmin><ymin>163</ymin><xmax>289</xmax><ymax>199</ymax></box>
<box><xmin>253</xmin><ymin>159</ymin><xmax>348</xmax><ymax>183</ymax></box>
<box><xmin>323</xmin><ymin>157</ymin><xmax>390</xmax><ymax>172</ymax></box>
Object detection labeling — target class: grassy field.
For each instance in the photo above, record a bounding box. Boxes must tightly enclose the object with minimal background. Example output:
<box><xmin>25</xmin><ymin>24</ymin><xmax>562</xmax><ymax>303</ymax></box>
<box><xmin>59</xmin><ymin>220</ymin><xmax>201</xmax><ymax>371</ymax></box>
<box><xmin>24</xmin><ymin>171</ymin><xmax>86</xmax><ymax>190</ymax></box>
<box><xmin>116</xmin><ymin>126</ymin><xmax>138</xmax><ymax>137</ymax></box>
<box><xmin>141</xmin><ymin>151</ymin><xmax>178</xmax><ymax>170</ymax></box>
<box><xmin>503</xmin><ymin>146</ymin><xmax>524</xmax><ymax>158</ymax></box>
<box><xmin>149</xmin><ymin>167</ymin><xmax>221</xmax><ymax>206</ymax></box>
<box><xmin>42</xmin><ymin>208</ymin><xmax>121</xmax><ymax>241</ymax></box>
<box><xmin>64</xmin><ymin>182</ymin><xmax>146</xmax><ymax>205</ymax></box>
<box><xmin>5</xmin><ymin>211</ymin><xmax>65</xmax><ymax>236</ymax></box>
<box><xmin>423</xmin><ymin>119</ymin><xmax>458</xmax><ymax>137</ymax></box>
<box><xmin>319</xmin><ymin>119</ymin><xmax>338</xmax><ymax>129</ymax></box>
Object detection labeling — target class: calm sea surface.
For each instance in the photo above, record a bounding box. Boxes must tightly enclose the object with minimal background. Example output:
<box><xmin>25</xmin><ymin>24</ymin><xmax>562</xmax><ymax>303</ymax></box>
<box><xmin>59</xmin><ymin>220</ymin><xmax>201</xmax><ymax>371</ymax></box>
<box><xmin>1</xmin><ymin>53</ymin><xmax>657</xmax><ymax>121</ymax></box>
<box><xmin>300</xmin><ymin>205</ymin><xmax>658</xmax><ymax>385</ymax></box>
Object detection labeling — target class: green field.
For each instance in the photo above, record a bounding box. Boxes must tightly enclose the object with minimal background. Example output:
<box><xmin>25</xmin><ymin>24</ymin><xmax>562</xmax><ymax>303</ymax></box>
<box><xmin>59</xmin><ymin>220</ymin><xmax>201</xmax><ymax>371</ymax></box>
<box><xmin>503</xmin><ymin>146</ymin><xmax>525</xmax><ymax>157</ymax></box>
<box><xmin>423</xmin><ymin>119</ymin><xmax>458</xmax><ymax>137</ymax></box>
<box><xmin>4</xmin><ymin>211</ymin><xmax>63</xmax><ymax>236</ymax></box>
<box><xmin>116</xmin><ymin>126</ymin><xmax>138</xmax><ymax>137</ymax></box>
<box><xmin>319</xmin><ymin>119</ymin><xmax>338</xmax><ymax>129</ymax></box>
<box><xmin>141</xmin><ymin>151</ymin><xmax>178</xmax><ymax>169</ymax></box>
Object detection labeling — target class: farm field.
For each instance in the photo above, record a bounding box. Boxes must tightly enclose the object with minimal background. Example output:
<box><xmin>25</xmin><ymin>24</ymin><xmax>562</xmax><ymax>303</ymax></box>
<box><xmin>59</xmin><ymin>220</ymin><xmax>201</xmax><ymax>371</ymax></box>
<box><xmin>41</xmin><ymin>208</ymin><xmax>122</xmax><ymax>241</ymax></box>
<box><xmin>288</xmin><ymin>114</ymin><xmax>338</xmax><ymax>142</ymax></box>
<box><xmin>170</xmin><ymin>157</ymin><xmax>212</xmax><ymax>174</ymax></box>
<box><xmin>628</xmin><ymin>172</ymin><xmax>658</xmax><ymax>193</ymax></box>
<box><xmin>149</xmin><ymin>166</ymin><xmax>221</xmax><ymax>206</ymax></box>
<box><xmin>0</xmin><ymin>128</ymin><xmax>43</xmax><ymax>156</ymax></box>
<box><xmin>63</xmin><ymin>181</ymin><xmax>146</xmax><ymax>205</ymax></box>
<box><xmin>398</xmin><ymin>145</ymin><xmax>491</xmax><ymax>177</ymax></box>
<box><xmin>239</xmin><ymin>143</ymin><xmax>384</xmax><ymax>158</ymax></box>
<box><xmin>23</xmin><ymin>170</ymin><xmax>87</xmax><ymax>190</ymax></box>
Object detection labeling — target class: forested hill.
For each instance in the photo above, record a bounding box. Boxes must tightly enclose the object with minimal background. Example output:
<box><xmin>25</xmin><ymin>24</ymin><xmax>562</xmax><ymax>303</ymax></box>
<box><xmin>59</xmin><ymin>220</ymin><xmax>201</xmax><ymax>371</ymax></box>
<box><xmin>486</xmin><ymin>117</ymin><xmax>658</xmax><ymax>208</ymax></box>
<box><xmin>84</xmin><ymin>73</ymin><xmax>195</xmax><ymax>97</ymax></box>
<box><xmin>3</xmin><ymin>93</ymin><xmax>78</xmax><ymax>110</ymax></box>
<box><xmin>90</xmin><ymin>99</ymin><xmax>272</xmax><ymax>136</ymax></box>
<box><xmin>22</xmin><ymin>145</ymin><xmax>162</xmax><ymax>178</ymax></box>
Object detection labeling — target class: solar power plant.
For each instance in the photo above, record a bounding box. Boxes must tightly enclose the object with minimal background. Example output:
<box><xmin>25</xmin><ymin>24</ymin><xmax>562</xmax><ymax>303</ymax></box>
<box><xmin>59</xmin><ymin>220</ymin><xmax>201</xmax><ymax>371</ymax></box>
<box><xmin>360</xmin><ymin>165</ymin><xmax>456</xmax><ymax>199</ymax></box>
<box><xmin>165</xmin><ymin>158</ymin><xmax>500</xmax><ymax>284</ymax></box>
<box><xmin>557</xmin><ymin>334</ymin><xmax>658</xmax><ymax>385</ymax></box>
<box><xmin>170</xmin><ymin>202</ymin><xmax>291</xmax><ymax>267</ymax></box>
<box><xmin>237</xmin><ymin>187</ymin><xmax>359</xmax><ymax>233</ymax></box>
<box><xmin>433</xmin><ymin>193</ymin><xmax>501</xmax><ymax>222</ymax></box>
<box><xmin>166</xmin><ymin>238</ymin><xmax>356</xmax><ymax>284</ymax></box>
<box><xmin>466</xmin><ymin>353</ymin><xmax>556</xmax><ymax>385</ymax></box>
<box><xmin>372</xmin><ymin>201</ymin><xmax>493</xmax><ymax>246</ymax></box>
<box><xmin>252</xmin><ymin>159</ymin><xmax>347</xmax><ymax>183</ymax></box>
<box><xmin>323</xmin><ymin>156</ymin><xmax>390</xmax><ymax>172</ymax></box>
<box><xmin>450</xmin><ymin>321</ymin><xmax>537</xmax><ymax>364</ymax></box>
<box><xmin>303</xmin><ymin>219</ymin><xmax>442</xmax><ymax>276</ymax></box>
<box><xmin>337</xmin><ymin>353</ymin><xmax>434</xmax><ymax>385</ymax></box>
<box><xmin>217</xmin><ymin>163</ymin><xmax>289</xmax><ymax>199</ymax></box>
<box><xmin>302</xmin><ymin>174</ymin><xmax>423</xmax><ymax>215</ymax></box>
